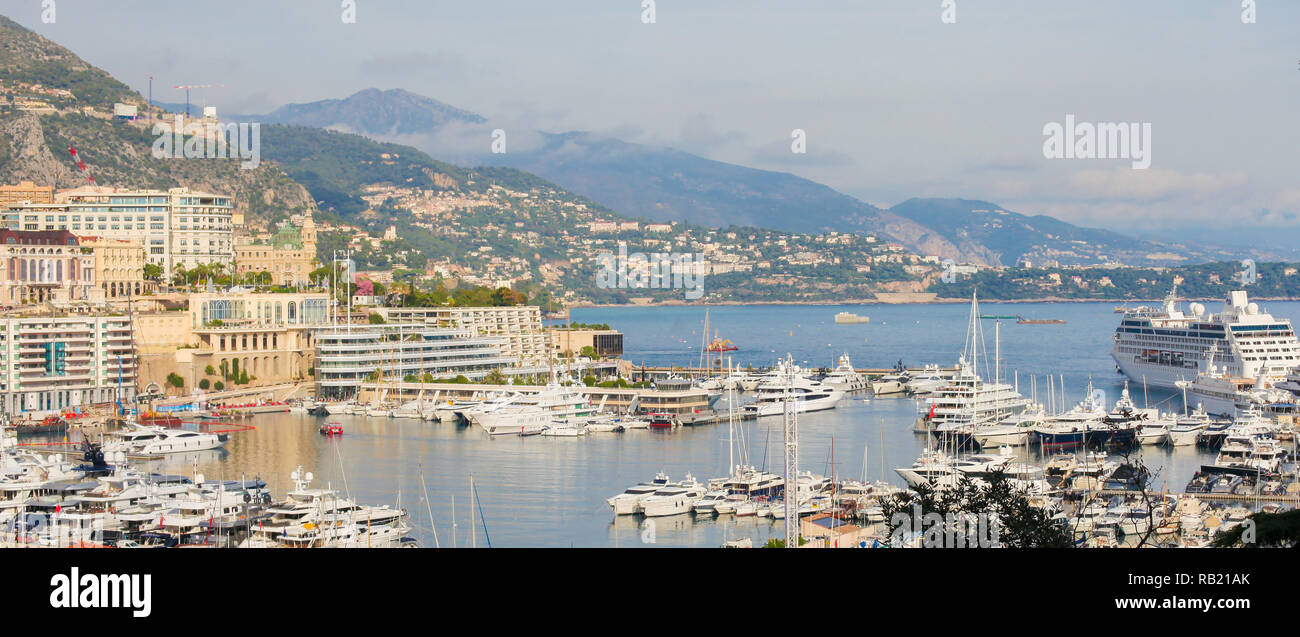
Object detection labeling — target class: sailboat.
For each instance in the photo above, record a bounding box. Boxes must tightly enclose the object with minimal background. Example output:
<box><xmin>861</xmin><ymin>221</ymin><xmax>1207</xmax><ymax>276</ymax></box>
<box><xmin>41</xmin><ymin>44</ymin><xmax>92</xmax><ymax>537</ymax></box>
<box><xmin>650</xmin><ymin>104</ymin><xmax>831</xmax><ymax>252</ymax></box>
<box><xmin>918</xmin><ymin>293</ymin><xmax>1030</xmax><ymax>449</ymax></box>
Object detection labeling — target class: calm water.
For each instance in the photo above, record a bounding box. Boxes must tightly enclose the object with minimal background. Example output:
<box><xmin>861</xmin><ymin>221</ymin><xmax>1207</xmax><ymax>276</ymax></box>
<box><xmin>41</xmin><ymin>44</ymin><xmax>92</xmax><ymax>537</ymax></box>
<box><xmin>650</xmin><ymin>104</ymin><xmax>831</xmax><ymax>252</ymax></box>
<box><xmin>120</xmin><ymin>300</ymin><xmax>1300</xmax><ymax>547</ymax></box>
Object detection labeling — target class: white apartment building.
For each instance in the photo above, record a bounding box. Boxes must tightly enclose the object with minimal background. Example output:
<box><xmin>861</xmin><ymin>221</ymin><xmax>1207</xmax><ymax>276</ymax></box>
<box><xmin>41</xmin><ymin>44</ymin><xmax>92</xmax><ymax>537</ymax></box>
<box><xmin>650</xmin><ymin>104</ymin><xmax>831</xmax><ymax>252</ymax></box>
<box><xmin>373</xmin><ymin>305</ymin><xmax>550</xmax><ymax>365</ymax></box>
<box><xmin>2</xmin><ymin>187</ymin><xmax>236</xmax><ymax>273</ymax></box>
<box><xmin>0</xmin><ymin>315</ymin><xmax>136</xmax><ymax>417</ymax></box>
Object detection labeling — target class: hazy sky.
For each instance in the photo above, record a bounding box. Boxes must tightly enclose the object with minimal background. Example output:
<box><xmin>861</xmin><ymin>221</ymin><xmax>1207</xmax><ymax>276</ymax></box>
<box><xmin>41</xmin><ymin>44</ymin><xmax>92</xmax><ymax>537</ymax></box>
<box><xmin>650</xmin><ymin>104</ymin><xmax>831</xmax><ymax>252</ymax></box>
<box><xmin>5</xmin><ymin>0</ymin><xmax>1298</xmax><ymax>246</ymax></box>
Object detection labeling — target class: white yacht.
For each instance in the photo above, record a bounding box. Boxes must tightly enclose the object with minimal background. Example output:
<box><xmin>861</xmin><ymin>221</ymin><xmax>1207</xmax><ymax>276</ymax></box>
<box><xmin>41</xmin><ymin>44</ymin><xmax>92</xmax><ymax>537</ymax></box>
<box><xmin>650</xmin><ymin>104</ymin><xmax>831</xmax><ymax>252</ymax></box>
<box><xmin>894</xmin><ymin>447</ymin><xmax>1016</xmax><ymax>488</ymax></box>
<box><xmin>871</xmin><ymin>371</ymin><xmax>910</xmax><ymax>396</ymax></box>
<box><xmin>905</xmin><ymin>365</ymin><xmax>951</xmax><ymax>395</ymax></box>
<box><xmin>743</xmin><ymin>378</ymin><xmax>843</xmax><ymax>417</ymax></box>
<box><xmin>103</xmin><ymin>424</ymin><xmax>227</xmax><ymax>455</ymax></box>
<box><xmin>640</xmin><ymin>477</ymin><xmax>706</xmax><ymax>517</ymax></box>
<box><xmin>692</xmin><ymin>490</ymin><xmax>729</xmax><ymax>515</ymax></box>
<box><xmin>972</xmin><ymin>403</ymin><xmax>1046</xmax><ymax>448</ymax></box>
<box><xmin>1167</xmin><ymin>406</ymin><xmax>1213</xmax><ymax>446</ymax></box>
<box><xmin>1112</xmin><ymin>289</ymin><xmax>1300</xmax><ymax>390</ymax></box>
<box><xmin>743</xmin><ymin>355</ymin><xmax>844</xmax><ymax>417</ymax></box>
<box><xmin>917</xmin><ymin>295</ymin><xmax>1030</xmax><ymax>443</ymax></box>
<box><xmin>607</xmin><ymin>473</ymin><xmax>672</xmax><ymax>515</ymax></box>
<box><xmin>469</xmin><ymin>385</ymin><xmax>595</xmax><ymax>435</ymax></box>
<box><xmin>822</xmin><ymin>354</ymin><xmax>867</xmax><ymax>392</ymax></box>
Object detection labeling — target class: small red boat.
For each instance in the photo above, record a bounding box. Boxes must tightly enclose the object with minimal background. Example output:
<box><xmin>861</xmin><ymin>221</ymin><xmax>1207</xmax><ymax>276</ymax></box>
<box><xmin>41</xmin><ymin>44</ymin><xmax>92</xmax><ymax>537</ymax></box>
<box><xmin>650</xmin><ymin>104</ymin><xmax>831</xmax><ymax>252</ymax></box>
<box><xmin>319</xmin><ymin>423</ymin><xmax>344</xmax><ymax>436</ymax></box>
<box><xmin>647</xmin><ymin>413</ymin><xmax>679</xmax><ymax>428</ymax></box>
<box><xmin>706</xmin><ymin>337</ymin><xmax>738</xmax><ymax>353</ymax></box>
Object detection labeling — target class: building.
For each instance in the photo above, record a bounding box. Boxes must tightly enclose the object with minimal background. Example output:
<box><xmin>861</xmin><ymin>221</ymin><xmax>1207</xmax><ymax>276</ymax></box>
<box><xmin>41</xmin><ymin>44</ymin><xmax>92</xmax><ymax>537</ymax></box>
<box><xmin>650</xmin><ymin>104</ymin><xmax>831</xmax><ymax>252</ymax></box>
<box><xmin>0</xmin><ymin>181</ymin><xmax>54</xmax><ymax>207</ymax></box>
<box><xmin>0</xmin><ymin>314</ymin><xmax>136</xmax><ymax>416</ymax></box>
<box><xmin>0</xmin><ymin>230</ymin><xmax>95</xmax><ymax>305</ymax></box>
<box><xmin>134</xmin><ymin>291</ymin><xmax>331</xmax><ymax>393</ymax></box>
<box><xmin>553</xmin><ymin>328</ymin><xmax>623</xmax><ymax>358</ymax></box>
<box><xmin>314</xmin><ymin>324</ymin><xmax>512</xmax><ymax>397</ymax></box>
<box><xmin>2</xmin><ymin>187</ymin><xmax>236</xmax><ymax>273</ymax></box>
<box><xmin>77</xmin><ymin>236</ymin><xmax>151</xmax><ymax>299</ymax></box>
<box><xmin>234</xmin><ymin>212</ymin><xmax>318</xmax><ymax>285</ymax></box>
<box><xmin>373</xmin><ymin>305</ymin><xmax>549</xmax><ymax>365</ymax></box>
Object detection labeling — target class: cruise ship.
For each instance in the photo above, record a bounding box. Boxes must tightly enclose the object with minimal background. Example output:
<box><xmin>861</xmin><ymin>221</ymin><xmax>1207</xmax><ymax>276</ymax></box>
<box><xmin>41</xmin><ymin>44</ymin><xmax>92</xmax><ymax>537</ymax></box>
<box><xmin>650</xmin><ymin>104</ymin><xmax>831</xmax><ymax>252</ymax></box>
<box><xmin>1111</xmin><ymin>289</ymin><xmax>1300</xmax><ymax>390</ymax></box>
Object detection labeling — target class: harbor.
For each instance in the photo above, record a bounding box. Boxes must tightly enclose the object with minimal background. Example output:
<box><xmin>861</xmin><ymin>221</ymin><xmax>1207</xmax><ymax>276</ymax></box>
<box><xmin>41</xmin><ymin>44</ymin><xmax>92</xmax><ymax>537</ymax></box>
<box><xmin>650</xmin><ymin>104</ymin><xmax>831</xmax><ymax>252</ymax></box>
<box><xmin>4</xmin><ymin>295</ymin><xmax>1300</xmax><ymax>548</ymax></box>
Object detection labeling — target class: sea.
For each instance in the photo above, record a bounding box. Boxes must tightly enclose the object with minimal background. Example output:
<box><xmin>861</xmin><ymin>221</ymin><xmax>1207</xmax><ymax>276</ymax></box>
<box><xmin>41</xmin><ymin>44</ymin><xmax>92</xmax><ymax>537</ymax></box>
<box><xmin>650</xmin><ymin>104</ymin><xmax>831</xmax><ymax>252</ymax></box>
<box><xmin>99</xmin><ymin>300</ymin><xmax>1300</xmax><ymax>547</ymax></box>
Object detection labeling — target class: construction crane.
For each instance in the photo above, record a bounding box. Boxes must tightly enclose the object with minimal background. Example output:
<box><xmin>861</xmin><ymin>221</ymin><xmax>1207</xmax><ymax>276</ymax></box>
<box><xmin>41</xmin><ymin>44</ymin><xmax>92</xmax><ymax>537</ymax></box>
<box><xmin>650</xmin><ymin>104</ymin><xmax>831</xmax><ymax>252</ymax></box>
<box><xmin>172</xmin><ymin>83</ymin><xmax>222</xmax><ymax>118</ymax></box>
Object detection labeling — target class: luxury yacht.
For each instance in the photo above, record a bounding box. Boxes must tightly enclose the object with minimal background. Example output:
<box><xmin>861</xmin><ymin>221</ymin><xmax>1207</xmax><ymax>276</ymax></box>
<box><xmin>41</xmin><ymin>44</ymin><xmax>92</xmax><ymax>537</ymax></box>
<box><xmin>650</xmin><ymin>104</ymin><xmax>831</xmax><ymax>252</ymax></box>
<box><xmin>103</xmin><ymin>424</ymin><xmax>228</xmax><ymax>456</ymax></box>
<box><xmin>744</xmin><ymin>356</ymin><xmax>844</xmax><ymax>417</ymax></box>
<box><xmin>821</xmin><ymin>354</ymin><xmax>867</xmax><ymax>393</ymax></box>
<box><xmin>607</xmin><ymin>473</ymin><xmax>672</xmax><ymax>515</ymax></box>
<box><xmin>468</xmin><ymin>385</ymin><xmax>594</xmax><ymax>435</ymax></box>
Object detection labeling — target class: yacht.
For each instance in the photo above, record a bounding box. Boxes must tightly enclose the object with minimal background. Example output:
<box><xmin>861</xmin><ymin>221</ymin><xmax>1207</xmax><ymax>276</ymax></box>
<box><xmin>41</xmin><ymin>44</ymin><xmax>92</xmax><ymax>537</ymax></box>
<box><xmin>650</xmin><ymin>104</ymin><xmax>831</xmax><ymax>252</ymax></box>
<box><xmin>894</xmin><ymin>447</ymin><xmax>1016</xmax><ymax>488</ymax></box>
<box><xmin>871</xmin><ymin>372</ymin><xmax>910</xmax><ymax>396</ymax></box>
<box><xmin>1112</xmin><ymin>289</ymin><xmax>1300</xmax><ymax>390</ymax></box>
<box><xmin>607</xmin><ymin>473</ymin><xmax>672</xmax><ymax>515</ymax></box>
<box><xmin>692</xmin><ymin>490</ymin><xmax>729</xmax><ymax>515</ymax></box>
<box><xmin>743</xmin><ymin>356</ymin><xmax>844</xmax><ymax>417</ymax></box>
<box><xmin>640</xmin><ymin>476</ymin><xmax>707</xmax><ymax>517</ymax></box>
<box><xmin>917</xmin><ymin>295</ymin><xmax>1030</xmax><ymax>444</ymax></box>
<box><xmin>323</xmin><ymin>401</ymin><xmax>357</xmax><ymax>416</ymax></box>
<box><xmin>1166</xmin><ymin>405</ymin><xmax>1214</xmax><ymax>446</ymax></box>
<box><xmin>972</xmin><ymin>403</ymin><xmax>1046</xmax><ymax>448</ymax></box>
<box><xmin>469</xmin><ymin>385</ymin><xmax>594</xmax><ymax>435</ymax></box>
<box><xmin>103</xmin><ymin>424</ymin><xmax>228</xmax><ymax>455</ymax></box>
<box><xmin>905</xmin><ymin>365</ymin><xmax>951</xmax><ymax>395</ymax></box>
<box><xmin>821</xmin><ymin>354</ymin><xmax>867</xmax><ymax>392</ymax></box>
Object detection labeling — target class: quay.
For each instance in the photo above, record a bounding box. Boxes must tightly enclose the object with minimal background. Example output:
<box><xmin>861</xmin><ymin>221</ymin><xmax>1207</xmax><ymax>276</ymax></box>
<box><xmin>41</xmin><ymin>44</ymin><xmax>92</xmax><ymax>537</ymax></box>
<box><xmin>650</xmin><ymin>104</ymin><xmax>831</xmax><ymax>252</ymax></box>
<box><xmin>626</xmin><ymin>365</ymin><xmax>957</xmax><ymax>380</ymax></box>
<box><xmin>1089</xmin><ymin>489</ymin><xmax>1300</xmax><ymax>504</ymax></box>
<box><xmin>355</xmin><ymin>380</ymin><xmax>757</xmax><ymax>424</ymax></box>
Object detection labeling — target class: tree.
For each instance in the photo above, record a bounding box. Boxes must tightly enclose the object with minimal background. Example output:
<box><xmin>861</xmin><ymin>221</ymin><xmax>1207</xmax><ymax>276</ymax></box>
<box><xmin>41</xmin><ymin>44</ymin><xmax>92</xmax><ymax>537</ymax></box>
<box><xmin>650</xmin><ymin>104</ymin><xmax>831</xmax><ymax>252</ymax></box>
<box><xmin>143</xmin><ymin>263</ymin><xmax>164</xmax><ymax>282</ymax></box>
<box><xmin>878</xmin><ymin>471</ymin><xmax>1071</xmax><ymax>548</ymax></box>
<box><xmin>237</xmin><ymin>369</ymin><xmax>250</xmax><ymax>385</ymax></box>
<box><xmin>198</xmin><ymin>378</ymin><xmax>210</xmax><ymax>390</ymax></box>
<box><xmin>166</xmin><ymin>372</ymin><xmax>184</xmax><ymax>389</ymax></box>
<box><xmin>579</xmin><ymin>345</ymin><xmax>598</xmax><ymax>359</ymax></box>
<box><xmin>204</xmin><ymin>365</ymin><xmax>216</xmax><ymax>376</ymax></box>
<box><xmin>368</xmin><ymin>312</ymin><xmax>386</xmax><ymax>324</ymax></box>
<box><xmin>1213</xmin><ymin>509</ymin><xmax>1300</xmax><ymax>547</ymax></box>
<box><xmin>483</xmin><ymin>369</ymin><xmax>507</xmax><ymax>385</ymax></box>
<box><xmin>213</xmin><ymin>381</ymin><xmax>225</xmax><ymax>391</ymax></box>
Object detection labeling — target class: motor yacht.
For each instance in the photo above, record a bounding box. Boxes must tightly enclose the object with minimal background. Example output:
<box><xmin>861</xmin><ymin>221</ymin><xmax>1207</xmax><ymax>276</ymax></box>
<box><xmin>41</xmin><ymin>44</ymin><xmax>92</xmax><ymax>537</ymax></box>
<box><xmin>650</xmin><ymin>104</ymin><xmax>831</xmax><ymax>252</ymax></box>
<box><xmin>103</xmin><ymin>424</ymin><xmax>228</xmax><ymax>455</ymax></box>
<box><xmin>822</xmin><ymin>354</ymin><xmax>867</xmax><ymax>392</ymax></box>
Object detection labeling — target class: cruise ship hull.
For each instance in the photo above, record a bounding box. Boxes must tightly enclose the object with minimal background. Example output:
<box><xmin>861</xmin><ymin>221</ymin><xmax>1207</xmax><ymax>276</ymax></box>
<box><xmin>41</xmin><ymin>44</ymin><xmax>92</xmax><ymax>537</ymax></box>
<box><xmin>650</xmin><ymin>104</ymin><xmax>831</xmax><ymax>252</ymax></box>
<box><xmin>1112</xmin><ymin>355</ymin><xmax>1199</xmax><ymax>391</ymax></box>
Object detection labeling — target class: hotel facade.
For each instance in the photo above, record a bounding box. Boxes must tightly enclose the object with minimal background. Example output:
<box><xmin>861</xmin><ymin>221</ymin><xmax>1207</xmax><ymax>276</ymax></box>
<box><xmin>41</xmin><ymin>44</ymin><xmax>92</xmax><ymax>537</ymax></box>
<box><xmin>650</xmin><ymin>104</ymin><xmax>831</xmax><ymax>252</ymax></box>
<box><xmin>2</xmin><ymin>186</ymin><xmax>236</xmax><ymax>273</ymax></box>
<box><xmin>373</xmin><ymin>305</ymin><xmax>550</xmax><ymax>366</ymax></box>
<box><xmin>314</xmin><ymin>324</ymin><xmax>513</xmax><ymax>397</ymax></box>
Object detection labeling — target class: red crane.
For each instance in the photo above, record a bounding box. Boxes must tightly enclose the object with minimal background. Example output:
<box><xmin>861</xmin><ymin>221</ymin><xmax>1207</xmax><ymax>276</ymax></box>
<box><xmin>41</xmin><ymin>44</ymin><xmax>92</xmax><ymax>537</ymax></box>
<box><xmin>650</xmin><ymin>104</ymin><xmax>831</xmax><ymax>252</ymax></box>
<box><xmin>67</xmin><ymin>146</ymin><xmax>96</xmax><ymax>186</ymax></box>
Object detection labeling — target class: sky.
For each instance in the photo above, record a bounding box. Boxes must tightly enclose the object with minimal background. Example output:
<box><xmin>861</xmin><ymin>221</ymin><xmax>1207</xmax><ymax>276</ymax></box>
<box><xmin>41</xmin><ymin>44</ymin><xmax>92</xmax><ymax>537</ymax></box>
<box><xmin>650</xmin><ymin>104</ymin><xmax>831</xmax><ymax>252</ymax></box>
<box><xmin>4</xmin><ymin>0</ymin><xmax>1298</xmax><ymax>248</ymax></box>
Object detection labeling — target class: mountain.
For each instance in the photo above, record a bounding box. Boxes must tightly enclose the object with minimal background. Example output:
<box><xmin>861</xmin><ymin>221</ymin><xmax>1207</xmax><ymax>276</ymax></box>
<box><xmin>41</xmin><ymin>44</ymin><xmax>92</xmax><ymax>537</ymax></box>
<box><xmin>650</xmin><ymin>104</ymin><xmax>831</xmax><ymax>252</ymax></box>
<box><xmin>0</xmin><ymin>15</ymin><xmax>132</xmax><ymax>108</ymax></box>
<box><xmin>244</xmin><ymin>88</ymin><xmax>1240</xmax><ymax>267</ymax></box>
<box><xmin>259</xmin><ymin>88</ymin><xmax>485</xmax><ymax>137</ymax></box>
<box><xmin>882</xmin><ymin>198</ymin><xmax>1235</xmax><ymax>267</ymax></box>
<box><xmin>0</xmin><ymin>15</ymin><xmax>316</xmax><ymax>227</ymax></box>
